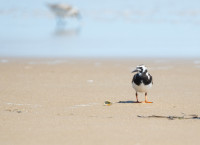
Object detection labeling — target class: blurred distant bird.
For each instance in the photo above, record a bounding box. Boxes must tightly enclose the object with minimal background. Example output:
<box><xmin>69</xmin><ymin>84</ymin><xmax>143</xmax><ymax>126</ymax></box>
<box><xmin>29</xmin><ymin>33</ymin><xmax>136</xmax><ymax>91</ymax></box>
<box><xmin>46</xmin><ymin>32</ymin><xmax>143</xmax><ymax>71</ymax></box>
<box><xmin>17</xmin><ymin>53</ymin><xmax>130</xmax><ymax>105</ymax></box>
<box><xmin>47</xmin><ymin>3</ymin><xmax>81</xmax><ymax>25</ymax></box>
<box><xmin>132</xmin><ymin>65</ymin><xmax>153</xmax><ymax>103</ymax></box>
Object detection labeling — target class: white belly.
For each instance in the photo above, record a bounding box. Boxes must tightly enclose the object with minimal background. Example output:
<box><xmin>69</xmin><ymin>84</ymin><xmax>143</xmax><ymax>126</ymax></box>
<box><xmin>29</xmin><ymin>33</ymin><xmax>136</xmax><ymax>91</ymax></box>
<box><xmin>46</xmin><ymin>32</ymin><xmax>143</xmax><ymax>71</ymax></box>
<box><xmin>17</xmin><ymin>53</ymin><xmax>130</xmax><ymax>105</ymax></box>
<box><xmin>132</xmin><ymin>82</ymin><xmax>152</xmax><ymax>93</ymax></box>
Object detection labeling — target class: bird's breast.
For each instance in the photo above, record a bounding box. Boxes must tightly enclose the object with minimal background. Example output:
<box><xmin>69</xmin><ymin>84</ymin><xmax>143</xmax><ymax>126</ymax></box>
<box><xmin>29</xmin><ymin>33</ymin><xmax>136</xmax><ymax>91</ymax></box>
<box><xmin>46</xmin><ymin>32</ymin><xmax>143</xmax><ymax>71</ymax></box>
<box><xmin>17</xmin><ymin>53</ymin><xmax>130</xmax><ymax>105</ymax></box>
<box><xmin>132</xmin><ymin>82</ymin><xmax>152</xmax><ymax>92</ymax></box>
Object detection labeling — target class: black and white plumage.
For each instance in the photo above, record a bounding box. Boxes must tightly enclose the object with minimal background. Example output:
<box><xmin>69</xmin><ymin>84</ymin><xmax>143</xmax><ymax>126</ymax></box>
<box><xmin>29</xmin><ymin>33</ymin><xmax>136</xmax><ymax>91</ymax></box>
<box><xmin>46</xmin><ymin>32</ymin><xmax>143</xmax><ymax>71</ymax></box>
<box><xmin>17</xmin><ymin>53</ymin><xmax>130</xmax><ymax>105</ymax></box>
<box><xmin>132</xmin><ymin>64</ymin><xmax>153</xmax><ymax>103</ymax></box>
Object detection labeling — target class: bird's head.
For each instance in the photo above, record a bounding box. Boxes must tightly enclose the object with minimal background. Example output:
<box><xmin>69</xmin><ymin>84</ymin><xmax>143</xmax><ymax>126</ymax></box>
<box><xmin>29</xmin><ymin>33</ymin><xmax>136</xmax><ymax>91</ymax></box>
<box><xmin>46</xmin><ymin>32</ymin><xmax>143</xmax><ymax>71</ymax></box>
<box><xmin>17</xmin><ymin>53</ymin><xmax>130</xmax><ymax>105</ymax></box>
<box><xmin>132</xmin><ymin>64</ymin><xmax>148</xmax><ymax>74</ymax></box>
<box><xmin>70</xmin><ymin>8</ymin><xmax>81</xmax><ymax>19</ymax></box>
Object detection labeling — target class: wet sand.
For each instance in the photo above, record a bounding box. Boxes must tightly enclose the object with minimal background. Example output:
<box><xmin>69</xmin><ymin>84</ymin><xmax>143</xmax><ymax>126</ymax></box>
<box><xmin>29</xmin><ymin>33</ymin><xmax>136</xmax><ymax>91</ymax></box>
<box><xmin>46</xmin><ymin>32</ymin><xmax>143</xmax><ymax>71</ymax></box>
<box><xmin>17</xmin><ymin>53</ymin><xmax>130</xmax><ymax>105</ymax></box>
<box><xmin>0</xmin><ymin>58</ymin><xmax>200</xmax><ymax>145</ymax></box>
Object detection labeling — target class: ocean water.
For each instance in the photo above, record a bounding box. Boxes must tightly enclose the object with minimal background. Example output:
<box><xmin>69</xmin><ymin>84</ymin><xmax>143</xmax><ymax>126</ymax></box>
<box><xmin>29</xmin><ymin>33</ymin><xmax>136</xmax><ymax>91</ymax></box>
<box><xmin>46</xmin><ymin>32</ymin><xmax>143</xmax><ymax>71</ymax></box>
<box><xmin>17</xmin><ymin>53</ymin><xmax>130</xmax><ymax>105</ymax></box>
<box><xmin>0</xmin><ymin>0</ymin><xmax>200</xmax><ymax>58</ymax></box>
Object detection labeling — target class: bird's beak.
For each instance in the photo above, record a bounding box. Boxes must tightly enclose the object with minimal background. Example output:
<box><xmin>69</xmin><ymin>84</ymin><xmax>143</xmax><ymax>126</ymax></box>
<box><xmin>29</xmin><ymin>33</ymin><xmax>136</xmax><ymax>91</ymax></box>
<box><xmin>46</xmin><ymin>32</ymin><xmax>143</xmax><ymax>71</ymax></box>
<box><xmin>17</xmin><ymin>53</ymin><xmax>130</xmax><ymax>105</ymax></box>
<box><xmin>132</xmin><ymin>69</ymin><xmax>138</xmax><ymax>73</ymax></box>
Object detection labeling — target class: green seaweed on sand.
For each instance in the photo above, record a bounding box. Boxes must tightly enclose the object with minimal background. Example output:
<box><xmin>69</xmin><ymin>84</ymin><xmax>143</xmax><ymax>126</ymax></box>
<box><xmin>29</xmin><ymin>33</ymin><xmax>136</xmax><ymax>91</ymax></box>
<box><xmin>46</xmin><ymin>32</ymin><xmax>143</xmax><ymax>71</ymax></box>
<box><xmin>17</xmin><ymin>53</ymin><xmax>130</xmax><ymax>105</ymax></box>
<box><xmin>104</xmin><ymin>101</ymin><xmax>112</xmax><ymax>106</ymax></box>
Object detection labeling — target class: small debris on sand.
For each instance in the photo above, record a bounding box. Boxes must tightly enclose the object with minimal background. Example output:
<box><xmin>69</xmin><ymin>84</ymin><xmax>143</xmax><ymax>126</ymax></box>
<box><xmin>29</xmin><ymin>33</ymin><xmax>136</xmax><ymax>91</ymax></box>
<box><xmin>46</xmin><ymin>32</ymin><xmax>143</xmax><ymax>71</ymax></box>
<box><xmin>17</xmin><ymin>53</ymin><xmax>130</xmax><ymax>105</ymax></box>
<box><xmin>5</xmin><ymin>108</ymin><xmax>23</xmax><ymax>113</ymax></box>
<box><xmin>104</xmin><ymin>101</ymin><xmax>112</xmax><ymax>106</ymax></box>
<box><xmin>137</xmin><ymin>114</ymin><xmax>200</xmax><ymax>120</ymax></box>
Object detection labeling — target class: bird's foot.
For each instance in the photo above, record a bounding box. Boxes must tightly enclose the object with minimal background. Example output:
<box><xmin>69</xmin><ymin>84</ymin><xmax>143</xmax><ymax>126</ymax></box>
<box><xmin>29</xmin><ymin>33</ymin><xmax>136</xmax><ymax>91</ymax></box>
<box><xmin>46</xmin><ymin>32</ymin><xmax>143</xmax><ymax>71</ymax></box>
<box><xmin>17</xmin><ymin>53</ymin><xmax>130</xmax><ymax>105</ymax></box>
<box><xmin>135</xmin><ymin>100</ymin><xmax>153</xmax><ymax>103</ymax></box>
<box><xmin>144</xmin><ymin>101</ymin><xmax>153</xmax><ymax>103</ymax></box>
<box><xmin>136</xmin><ymin>101</ymin><xmax>142</xmax><ymax>103</ymax></box>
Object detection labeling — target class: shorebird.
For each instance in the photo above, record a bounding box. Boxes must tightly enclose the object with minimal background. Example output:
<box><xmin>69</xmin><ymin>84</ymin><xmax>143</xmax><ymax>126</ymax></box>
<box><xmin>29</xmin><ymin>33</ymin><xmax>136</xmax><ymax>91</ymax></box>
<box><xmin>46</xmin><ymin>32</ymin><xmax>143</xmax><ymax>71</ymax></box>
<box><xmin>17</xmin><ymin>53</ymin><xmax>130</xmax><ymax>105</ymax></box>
<box><xmin>132</xmin><ymin>65</ymin><xmax>153</xmax><ymax>103</ymax></box>
<box><xmin>47</xmin><ymin>3</ymin><xmax>81</xmax><ymax>25</ymax></box>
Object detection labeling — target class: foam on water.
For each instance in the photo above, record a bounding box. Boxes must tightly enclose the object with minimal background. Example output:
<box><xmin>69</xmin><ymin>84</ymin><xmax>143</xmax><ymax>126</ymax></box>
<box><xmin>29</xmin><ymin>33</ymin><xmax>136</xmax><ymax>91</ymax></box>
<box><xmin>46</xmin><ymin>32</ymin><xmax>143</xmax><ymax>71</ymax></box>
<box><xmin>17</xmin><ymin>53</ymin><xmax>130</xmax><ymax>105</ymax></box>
<box><xmin>194</xmin><ymin>60</ymin><xmax>200</xmax><ymax>64</ymax></box>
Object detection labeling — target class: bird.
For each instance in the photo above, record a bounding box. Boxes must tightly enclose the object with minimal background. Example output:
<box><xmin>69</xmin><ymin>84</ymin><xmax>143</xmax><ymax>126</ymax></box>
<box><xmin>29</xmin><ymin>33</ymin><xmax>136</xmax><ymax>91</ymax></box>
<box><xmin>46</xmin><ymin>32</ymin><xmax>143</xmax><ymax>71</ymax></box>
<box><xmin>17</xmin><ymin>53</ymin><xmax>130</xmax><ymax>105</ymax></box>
<box><xmin>47</xmin><ymin>3</ymin><xmax>81</xmax><ymax>25</ymax></box>
<box><xmin>131</xmin><ymin>64</ymin><xmax>153</xmax><ymax>103</ymax></box>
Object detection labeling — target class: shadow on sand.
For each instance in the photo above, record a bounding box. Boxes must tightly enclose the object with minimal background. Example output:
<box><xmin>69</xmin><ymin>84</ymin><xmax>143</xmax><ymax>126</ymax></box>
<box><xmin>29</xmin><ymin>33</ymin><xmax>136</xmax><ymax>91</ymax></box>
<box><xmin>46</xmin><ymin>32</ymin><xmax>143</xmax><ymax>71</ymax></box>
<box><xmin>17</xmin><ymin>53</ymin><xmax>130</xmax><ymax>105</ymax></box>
<box><xmin>117</xmin><ymin>101</ymin><xmax>138</xmax><ymax>104</ymax></box>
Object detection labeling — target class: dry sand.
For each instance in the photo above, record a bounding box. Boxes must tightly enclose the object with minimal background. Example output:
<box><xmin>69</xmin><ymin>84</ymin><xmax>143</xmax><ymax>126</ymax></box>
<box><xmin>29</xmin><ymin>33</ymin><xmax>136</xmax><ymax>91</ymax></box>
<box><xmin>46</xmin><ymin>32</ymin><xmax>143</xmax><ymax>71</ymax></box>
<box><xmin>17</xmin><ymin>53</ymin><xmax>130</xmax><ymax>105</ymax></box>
<box><xmin>0</xmin><ymin>58</ymin><xmax>200</xmax><ymax>145</ymax></box>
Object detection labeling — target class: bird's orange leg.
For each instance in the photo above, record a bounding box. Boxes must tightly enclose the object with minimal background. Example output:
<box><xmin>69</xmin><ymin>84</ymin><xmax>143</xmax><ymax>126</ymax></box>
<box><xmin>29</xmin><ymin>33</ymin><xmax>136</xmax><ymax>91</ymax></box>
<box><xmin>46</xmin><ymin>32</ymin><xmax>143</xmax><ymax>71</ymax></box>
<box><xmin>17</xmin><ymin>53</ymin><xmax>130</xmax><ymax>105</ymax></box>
<box><xmin>136</xmin><ymin>92</ymin><xmax>142</xmax><ymax>103</ymax></box>
<box><xmin>144</xmin><ymin>92</ymin><xmax>153</xmax><ymax>103</ymax></box>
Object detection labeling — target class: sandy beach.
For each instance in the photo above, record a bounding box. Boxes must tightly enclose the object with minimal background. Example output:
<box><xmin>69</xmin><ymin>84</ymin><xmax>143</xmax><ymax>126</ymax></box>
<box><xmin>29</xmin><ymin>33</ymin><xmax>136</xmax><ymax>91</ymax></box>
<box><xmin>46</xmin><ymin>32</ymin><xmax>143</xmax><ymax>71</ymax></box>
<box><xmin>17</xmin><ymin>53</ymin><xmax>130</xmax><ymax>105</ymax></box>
<box><xmin>0</xmin><ymin>58</ymin><xmax>200</xmax><ymax>145</ymax></box>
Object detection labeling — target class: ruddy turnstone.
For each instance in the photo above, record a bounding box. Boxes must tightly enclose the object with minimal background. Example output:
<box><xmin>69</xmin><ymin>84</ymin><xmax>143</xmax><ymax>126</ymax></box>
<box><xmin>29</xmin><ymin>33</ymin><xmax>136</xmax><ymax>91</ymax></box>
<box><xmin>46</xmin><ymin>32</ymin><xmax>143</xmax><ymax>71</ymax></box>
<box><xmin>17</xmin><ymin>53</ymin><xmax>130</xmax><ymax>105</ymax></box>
<box><xmin>132</xmin><ymin>64</ymin><xmax>153</xmax><ymax>103</ymax></box>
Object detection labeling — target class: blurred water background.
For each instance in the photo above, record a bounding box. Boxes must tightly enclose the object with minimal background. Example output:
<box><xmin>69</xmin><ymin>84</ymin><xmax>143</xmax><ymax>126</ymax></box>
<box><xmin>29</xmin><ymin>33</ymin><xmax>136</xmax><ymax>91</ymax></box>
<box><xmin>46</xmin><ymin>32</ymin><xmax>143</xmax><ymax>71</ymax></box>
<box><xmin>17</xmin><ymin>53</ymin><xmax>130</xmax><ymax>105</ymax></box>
<box><xmin>1</xmin><ymin>0</ymin><xmax>200</xmax><ymax>58</ymax></box>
